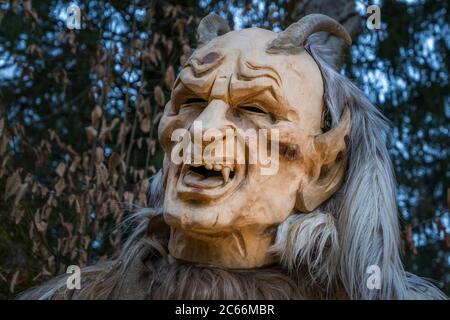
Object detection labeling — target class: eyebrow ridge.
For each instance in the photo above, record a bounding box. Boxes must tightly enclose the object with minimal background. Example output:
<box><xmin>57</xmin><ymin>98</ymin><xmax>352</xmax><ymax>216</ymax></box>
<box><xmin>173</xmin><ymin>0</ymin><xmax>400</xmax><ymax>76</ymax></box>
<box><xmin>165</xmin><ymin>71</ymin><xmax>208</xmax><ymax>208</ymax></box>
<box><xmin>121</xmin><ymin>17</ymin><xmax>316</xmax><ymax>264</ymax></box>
<box><xmin>242</xmin><ymin>60</ymin><xmax>282</xmax><ymax>87</ymax></box>
<box><xmin>188</xmin><ymin>52</ymin><xmax>225</xmax><ymax>76</ymax></box>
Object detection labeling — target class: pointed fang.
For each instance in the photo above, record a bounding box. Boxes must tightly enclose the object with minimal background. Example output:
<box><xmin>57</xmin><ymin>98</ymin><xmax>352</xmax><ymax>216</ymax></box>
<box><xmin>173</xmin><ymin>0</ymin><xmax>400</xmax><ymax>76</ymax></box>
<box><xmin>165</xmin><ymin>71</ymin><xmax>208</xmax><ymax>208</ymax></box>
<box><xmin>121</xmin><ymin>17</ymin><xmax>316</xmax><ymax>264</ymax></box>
<box><xmin>222</xmin><ymin>167</ymin><xmax>230</xmax><ymax>183</ymax></box>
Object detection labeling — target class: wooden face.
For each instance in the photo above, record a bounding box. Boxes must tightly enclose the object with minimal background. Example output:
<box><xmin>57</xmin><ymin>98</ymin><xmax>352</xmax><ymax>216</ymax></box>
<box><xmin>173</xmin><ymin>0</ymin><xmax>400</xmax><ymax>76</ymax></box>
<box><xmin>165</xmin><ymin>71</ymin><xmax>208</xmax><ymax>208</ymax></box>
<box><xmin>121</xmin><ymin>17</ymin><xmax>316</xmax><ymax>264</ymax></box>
<box><xmin>157</xmin><ymin>28</ymin><xmax>348</xmax><ymax>267</ymax></box>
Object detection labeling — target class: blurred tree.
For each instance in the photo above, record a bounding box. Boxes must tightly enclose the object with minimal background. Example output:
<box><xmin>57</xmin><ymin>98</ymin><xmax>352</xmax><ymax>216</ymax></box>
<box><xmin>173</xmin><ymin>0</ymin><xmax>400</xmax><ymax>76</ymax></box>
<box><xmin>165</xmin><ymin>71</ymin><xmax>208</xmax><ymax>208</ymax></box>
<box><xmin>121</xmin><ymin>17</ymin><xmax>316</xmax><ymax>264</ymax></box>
<box><xmin>0</xmin><ymin>0</ymin><xmax>201</xmax><ymax>298</ymax></box>
<box><xmin>345</xmin><ymin>0</ymin><xmax>449</xmax><ymax>294</ymax></box>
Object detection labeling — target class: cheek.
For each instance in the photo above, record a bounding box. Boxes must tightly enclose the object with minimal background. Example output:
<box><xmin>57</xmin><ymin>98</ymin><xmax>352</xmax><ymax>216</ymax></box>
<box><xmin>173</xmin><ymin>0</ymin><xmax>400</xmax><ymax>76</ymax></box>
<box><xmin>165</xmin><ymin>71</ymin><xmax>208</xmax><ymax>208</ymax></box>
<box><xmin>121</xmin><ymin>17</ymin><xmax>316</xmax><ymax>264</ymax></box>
<box><xmin>274</xmin><ymin>123</ymin><xmax>319</xmax><ymax>177</ymax></box>
<box><xmin>234</xmin><ymin>161</ymin><xmax>304</xmax><ymax>226</ymax></box>
<box><xmin>279</xmin><ymin>142</ymin><xmax>301</xmax><ymax>161</ymax></box>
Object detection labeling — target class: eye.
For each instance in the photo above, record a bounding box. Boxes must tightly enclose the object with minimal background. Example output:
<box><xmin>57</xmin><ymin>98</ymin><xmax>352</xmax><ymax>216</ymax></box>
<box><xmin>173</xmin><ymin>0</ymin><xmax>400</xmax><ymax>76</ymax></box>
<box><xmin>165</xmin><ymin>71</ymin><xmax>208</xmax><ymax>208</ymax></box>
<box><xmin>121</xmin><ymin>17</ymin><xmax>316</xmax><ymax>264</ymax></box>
<box><xmin>238</xmin><ymin>105</ymin><xmax>268</xmax><ymax>115</ymax></box>
<box><xmin>178</xmin><ymin>97</ymin><xmax>208</xmax><ymax>113</ymax></box>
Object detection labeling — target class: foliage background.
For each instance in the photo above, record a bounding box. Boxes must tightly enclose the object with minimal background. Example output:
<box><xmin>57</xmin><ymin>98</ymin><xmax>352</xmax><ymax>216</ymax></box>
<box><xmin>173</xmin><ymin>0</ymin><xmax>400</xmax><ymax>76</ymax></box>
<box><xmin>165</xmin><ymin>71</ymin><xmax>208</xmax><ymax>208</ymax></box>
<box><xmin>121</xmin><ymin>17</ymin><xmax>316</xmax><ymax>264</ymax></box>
<box><xmin>0</xmin><ymin>0</ymin><xmax>448</xmax><ymax>298</ymax></box>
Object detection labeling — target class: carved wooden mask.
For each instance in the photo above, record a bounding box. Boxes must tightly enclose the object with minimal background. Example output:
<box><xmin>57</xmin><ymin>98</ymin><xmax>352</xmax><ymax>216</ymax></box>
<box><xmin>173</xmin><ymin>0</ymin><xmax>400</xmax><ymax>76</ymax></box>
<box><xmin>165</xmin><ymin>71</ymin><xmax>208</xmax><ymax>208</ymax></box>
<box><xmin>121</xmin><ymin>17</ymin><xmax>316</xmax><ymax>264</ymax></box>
<box><xmin>157</xmin><ymin>14</ymin><xmax>351</xmax><ymax>268</ymax></box>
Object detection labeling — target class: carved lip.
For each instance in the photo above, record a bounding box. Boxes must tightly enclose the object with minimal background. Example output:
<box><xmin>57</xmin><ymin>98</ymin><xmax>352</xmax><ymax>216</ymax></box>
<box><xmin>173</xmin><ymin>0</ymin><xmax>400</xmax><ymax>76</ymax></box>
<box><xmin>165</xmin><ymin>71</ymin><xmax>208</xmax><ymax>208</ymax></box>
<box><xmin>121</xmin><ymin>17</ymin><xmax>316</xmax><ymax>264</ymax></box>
<box><xmin>176</xmin><ymin>162</ymin><xmax>246</xmax><ymax>201</ymax></box>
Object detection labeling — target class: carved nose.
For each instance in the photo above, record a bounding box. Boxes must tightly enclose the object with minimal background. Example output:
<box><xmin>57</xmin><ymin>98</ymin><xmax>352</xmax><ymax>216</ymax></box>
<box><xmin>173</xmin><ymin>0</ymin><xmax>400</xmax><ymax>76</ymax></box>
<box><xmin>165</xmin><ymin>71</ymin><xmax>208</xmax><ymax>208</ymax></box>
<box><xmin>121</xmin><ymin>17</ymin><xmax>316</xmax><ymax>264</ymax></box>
<box><xmin>189</xmin><ymin>99</ymin><xmax>234</xmax><ymax>148</ymax></box>
<box><xmin>193</xmin><ymin>99</ymin><xmax>229</xmax><ymax>130</ymax></box>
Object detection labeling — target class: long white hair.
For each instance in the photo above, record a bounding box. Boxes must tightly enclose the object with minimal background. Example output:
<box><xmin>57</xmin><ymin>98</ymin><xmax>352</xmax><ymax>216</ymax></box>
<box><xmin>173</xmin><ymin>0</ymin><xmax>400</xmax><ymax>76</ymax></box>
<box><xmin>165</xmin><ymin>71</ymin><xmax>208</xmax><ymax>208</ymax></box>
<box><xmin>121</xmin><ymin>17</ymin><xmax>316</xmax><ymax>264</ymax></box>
<box><xmin>272</xmin><ymin>36</ymin><xmax>446</xmax><ymax>299</ymax></box>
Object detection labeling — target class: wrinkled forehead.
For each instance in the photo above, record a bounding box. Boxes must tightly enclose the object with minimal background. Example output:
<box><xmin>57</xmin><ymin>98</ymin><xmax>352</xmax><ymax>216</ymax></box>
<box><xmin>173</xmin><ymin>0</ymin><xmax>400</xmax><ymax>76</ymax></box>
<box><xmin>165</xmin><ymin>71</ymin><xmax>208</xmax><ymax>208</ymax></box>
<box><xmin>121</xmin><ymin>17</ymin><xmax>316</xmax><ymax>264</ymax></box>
<box><xmin>194</xmin><ymin>27</ymin><xmax>276</xmax><ymax>57</ymax></box>
<box><xmin>175</xmin><ymin>28</ymin><xmax>325</xmax><ymax>133</ymax></box>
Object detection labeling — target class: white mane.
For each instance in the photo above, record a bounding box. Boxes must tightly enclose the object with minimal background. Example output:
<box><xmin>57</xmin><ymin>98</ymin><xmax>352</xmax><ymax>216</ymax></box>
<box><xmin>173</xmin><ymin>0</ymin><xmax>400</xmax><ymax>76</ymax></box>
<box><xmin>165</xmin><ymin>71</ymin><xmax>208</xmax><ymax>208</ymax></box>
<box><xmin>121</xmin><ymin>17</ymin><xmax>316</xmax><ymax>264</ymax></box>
<box><xmin>272</xmin><ymin>36</ymin><xmax>445</xmax><ymax>299</ymax></box>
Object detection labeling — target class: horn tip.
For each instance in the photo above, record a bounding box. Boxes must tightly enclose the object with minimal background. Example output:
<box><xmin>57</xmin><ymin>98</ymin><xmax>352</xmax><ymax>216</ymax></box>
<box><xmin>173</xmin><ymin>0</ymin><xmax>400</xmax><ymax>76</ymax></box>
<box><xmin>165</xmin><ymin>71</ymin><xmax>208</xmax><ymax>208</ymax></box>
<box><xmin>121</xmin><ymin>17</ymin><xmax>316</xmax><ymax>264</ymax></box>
<box><xmin>343</xmin><ymin>32</ymin><xmax>352</xmax><ymax>45</ymax></box>
<box><xmin>197</xmin><ymin>13</ymin><xmax>231</xmax><ymax>47</ymax></box>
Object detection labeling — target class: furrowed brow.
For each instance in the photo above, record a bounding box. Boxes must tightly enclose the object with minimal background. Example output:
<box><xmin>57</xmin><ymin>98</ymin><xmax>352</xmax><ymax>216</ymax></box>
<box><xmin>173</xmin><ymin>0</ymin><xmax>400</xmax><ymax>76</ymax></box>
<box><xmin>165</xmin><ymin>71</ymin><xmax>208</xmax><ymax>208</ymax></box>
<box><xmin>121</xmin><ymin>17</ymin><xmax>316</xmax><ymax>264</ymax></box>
<box><xmin>242</xmin><ymin>61</ymin><xmax>282</xmax><ymax>87</ymax></box>
<box><xmin>189</xmin><ymin>51</ymin><xmax>225</xmax><ymax>76</ymax></box>
<box><xmin>230</xmin><ymin>60</ymin><xmax>292</xmax><ymax>118</ymax></box>
<box><xmin>173</xmin><ymin>52</ymin><xmax>225</xmax><ymax>99</ymax></box>
<box><xmin>230</xmin><ymin>71</ymin><xmax>287</xmax><ymax>110</ymax></box>
<box><xmin>175</xmin><ymin>67</ymin><xmax>214</xmax><ymax>98</ymax></box>
<box><xmin>231</xmin><ymin>59</ymin><xmax>285</xmax><ymax>102</ymax></box>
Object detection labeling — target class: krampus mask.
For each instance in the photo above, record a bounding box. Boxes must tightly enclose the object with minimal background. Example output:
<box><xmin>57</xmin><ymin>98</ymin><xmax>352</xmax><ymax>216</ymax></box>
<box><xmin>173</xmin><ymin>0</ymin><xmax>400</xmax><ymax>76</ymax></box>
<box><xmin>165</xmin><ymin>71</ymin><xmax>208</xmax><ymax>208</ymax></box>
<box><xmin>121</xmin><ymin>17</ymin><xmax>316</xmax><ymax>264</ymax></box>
<box><xmin>159</xmin><ymin>13</ymin><xmax>351</xmax><ymax>269</ymax></box>
<box><xmin>22</xmin><ymin>14</ymin><xmax>445</xmax><ymax>300</ymax></box>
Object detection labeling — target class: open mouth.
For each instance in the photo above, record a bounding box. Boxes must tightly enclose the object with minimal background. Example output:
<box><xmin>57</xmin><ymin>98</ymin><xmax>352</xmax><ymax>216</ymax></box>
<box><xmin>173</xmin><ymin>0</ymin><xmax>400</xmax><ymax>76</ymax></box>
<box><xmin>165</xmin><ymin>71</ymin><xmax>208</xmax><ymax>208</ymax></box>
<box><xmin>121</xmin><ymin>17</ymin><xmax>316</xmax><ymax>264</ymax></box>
<box><xmin>183</xmin><ymin>164</ymin><xmax>236</xmax><ymax>188</ymax></box>
<box><xmin>177</xmin><ymin>161</ymin><xmax>245</xmax><ymax>201</ymax></box>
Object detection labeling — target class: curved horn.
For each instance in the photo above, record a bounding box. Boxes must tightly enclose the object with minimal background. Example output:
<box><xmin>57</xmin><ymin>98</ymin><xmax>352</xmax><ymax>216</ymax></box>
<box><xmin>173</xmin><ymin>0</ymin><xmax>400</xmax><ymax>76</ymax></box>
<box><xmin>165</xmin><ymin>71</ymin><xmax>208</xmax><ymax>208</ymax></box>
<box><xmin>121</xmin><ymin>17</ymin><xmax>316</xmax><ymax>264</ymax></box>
<box><xmin>267</xmin><ymin>13</ymin><xmax>352</xmax><ymax>53</ymax></box>
<box><xmin>197</xmin><ymin>13</ymin><xmax>230</xmax><ymax>47</ymax></box>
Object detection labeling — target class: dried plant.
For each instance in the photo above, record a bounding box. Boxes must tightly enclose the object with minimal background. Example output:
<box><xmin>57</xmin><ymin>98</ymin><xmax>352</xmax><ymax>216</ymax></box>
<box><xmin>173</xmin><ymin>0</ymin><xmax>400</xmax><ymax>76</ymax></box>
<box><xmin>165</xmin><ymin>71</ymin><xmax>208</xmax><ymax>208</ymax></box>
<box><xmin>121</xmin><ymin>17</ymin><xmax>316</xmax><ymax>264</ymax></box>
<box><xmin>0</xmin><ymin>1</ymin><xmax>198</xmax><ymax>298</ymax></box>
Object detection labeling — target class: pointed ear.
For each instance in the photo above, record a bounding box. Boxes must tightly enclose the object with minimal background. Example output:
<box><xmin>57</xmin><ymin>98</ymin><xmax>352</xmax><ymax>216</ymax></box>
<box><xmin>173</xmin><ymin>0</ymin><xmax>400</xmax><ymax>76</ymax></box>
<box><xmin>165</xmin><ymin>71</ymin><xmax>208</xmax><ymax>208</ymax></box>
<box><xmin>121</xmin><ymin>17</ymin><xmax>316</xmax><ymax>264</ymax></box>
<box><xmin>295</xmin><ymin>107</ymin><xmax>351</xmax><ymax>212</ymax></box>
